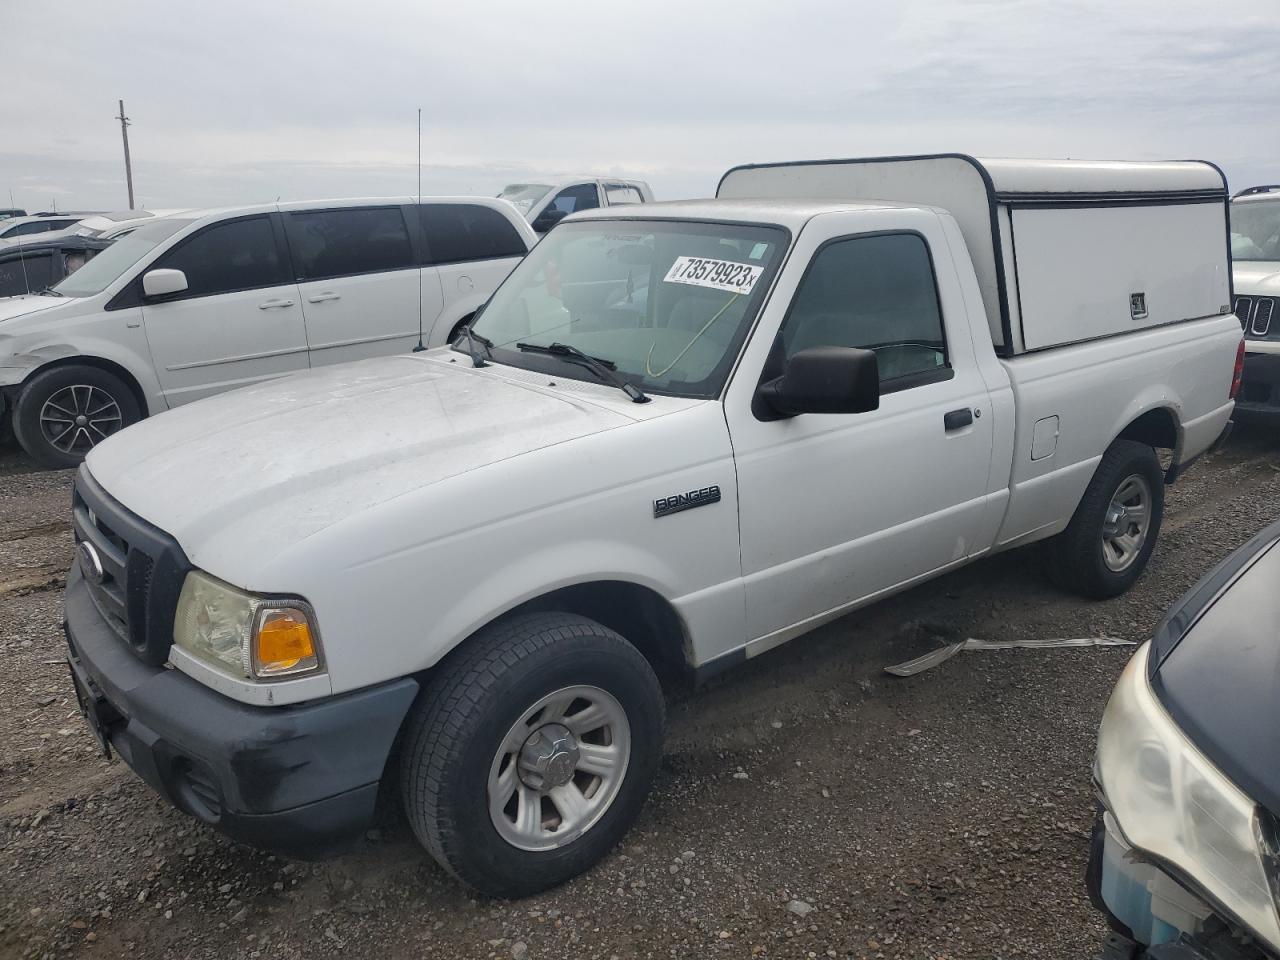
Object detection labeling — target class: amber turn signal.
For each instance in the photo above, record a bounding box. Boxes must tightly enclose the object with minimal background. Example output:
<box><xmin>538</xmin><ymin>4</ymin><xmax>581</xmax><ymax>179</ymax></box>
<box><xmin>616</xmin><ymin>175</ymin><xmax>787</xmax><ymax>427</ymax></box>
<box><xmin>253</xmin><ymin>607</ymin><xmax>319</xmax><ymax>676</ymax></box>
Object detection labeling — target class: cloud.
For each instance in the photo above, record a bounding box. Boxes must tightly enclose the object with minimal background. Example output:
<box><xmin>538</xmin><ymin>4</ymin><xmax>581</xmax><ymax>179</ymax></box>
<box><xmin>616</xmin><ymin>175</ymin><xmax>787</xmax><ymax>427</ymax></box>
<box><xmin>2</xmin><ymin>0</ymin><xmax>1277</xmax><ymax>209</ymax></box>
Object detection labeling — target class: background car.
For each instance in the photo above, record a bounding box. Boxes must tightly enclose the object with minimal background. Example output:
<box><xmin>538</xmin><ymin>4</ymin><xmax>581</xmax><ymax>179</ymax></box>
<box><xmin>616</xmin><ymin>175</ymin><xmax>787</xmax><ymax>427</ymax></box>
<box><xmin>498</xmin><ymin>176</ymin><xmax>654</xmax><ymax>233</ymax></box>
<box><xmin>0</xmin><ymin>196</ymin><xmax>536</xmax><ymax>466</ymax></box>
<box><xmin>0</xmin><ymin>214</ymin><xmax>85</xmax><ymax>240</ymax></box>
<box><xmin>0</xmin><ymin>234</ymin><xmax>111</xmax><ymax>297</ymax></box>
<box><xmin>1229</xmin><ymin>186</ymin><xmax>1280</xmax><ymax>413</ymax></box>
<box><xmin>1090</xmin><ymin>518</ymin><xmax>1280</xmax><ymax>959</ymax></box>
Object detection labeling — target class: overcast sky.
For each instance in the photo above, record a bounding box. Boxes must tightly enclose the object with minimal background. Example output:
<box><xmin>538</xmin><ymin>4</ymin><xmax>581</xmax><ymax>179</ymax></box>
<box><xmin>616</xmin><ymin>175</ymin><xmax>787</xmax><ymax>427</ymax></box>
<box><xmin>4</xmin><ymin>0</ymin><xmax>1278</xmax><ymax>212</ymax></box>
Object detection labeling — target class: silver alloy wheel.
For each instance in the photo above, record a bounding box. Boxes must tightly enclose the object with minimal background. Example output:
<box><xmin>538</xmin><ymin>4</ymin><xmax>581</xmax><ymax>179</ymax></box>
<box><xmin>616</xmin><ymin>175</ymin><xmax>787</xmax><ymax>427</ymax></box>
<box><xmin>488</xmin><ymin>685</ymin><xmax>631</xmax><ymax>852</ymax></box>
<box><xmin>39</xmin><ymin>385</ymin><xmax>123</xmax><ymax>455</ymax></box>
<box><xmin>1101</xmin><ymin>474</ymin><xmax>1152</xmax><ymax>572</ymax></box>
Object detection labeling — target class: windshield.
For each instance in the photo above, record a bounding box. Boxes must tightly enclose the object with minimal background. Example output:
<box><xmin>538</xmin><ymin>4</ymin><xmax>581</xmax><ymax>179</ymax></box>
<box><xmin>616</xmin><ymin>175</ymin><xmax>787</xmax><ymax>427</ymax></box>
<box><xmin>466</xmin><ymin>219</ymin><xmax>788</xmax><ymax>398</ymax></box>
<box><xmin>53</xmin><ymin>218</ymin><xmax>192</xmax><ymax>297</ymax></box>
<box><xmin>497</xmin><ymin>183</ymin><xmax>553</xmax><ymax>216</ymax></box>
<box><xmin>1231</xmin><ymin>199</ymin><xmax>1280</xmax><ymax>262</ymax></box>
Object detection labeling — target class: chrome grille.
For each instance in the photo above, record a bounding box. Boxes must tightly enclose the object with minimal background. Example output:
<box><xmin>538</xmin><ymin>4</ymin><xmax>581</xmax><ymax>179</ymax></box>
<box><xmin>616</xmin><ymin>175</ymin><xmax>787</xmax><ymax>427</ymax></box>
<box><xmin>74</xmin><ymin>502</ymin><xmax>131</xmax><ymax>644</ymax></box>
<box><xmin>71</xmin><ymin>468</ymin><xmax>189</xmax><ymax>667</ymax></box>
<box><xmin>1235</xmin><ymin>297</ymin><xmax>1254</xmax><ymax>327</ymax></box>
<box><xmin>1236</xmin><ymin>296</ymin><xmax>1278</xmax><ymax>338</ymax></box>
<box><xmin>1251</xmin><ymin>298</ymin><xmax>1275</xmax><ymax>337</ymax></box>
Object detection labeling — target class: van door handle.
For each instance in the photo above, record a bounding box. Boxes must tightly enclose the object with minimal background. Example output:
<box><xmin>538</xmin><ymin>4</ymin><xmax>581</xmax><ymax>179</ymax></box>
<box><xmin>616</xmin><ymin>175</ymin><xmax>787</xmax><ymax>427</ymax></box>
<box><xmin>258</xmin><ymin>298</ymin><xmax>295</xmax><ymax>310</ymax></box>
<box><xmin>944</xmin><ymin>407</ymin><xmax>974</xmax><ymax>431</ymax></box>
<box><xmin>307</xmin><ymin>292</ymin><xmax>341</xmax><ymax>303</ymax></box>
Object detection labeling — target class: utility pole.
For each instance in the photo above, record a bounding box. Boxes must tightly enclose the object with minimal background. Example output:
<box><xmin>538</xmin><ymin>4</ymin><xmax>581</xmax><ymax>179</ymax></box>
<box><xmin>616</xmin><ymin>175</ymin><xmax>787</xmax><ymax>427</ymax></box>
<box><xmin>115</xmin><ymin>100</ymin><xmax>135</xmax><ymax>210</ymax></box>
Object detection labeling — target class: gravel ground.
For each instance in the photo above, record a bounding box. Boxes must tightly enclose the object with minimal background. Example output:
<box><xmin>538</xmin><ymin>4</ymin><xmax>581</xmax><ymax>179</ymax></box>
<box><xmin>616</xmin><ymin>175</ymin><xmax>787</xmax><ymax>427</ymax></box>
<box><xmin>2</xmin><ymin>421</ymin><xmax>1278</xmax><ymax>960</ymax></box>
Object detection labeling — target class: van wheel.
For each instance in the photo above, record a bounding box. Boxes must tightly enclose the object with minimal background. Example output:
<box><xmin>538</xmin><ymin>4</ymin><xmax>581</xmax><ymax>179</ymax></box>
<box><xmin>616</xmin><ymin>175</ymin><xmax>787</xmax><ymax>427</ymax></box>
<box><xmin>399</xmin><ymin>612</ymin><xmax>664</xmax><ymax>898</ymax></box>
<box><xmin>1044</xmin><ymin>439</ymin><xmax>1164</xmax><ymax>599</ymax></box>
<box><xmin>13</xmin><ymin>365</ymin><xmax>141</xmax><ymax>469</ymax></box>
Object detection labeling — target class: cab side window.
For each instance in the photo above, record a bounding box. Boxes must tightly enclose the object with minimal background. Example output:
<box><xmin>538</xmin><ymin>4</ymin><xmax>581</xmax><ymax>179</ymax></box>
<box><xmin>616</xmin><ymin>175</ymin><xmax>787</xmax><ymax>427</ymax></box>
<box><xmin>548</xmin><ymin>184</ymin><xmax>600</xmax><ymax>215</ymax></box>
<box><xmin>153</xmin><ymin>216</ymin><xmax>288</xmax><ymax>298</ymax></box>
<box><xmin>605</xmin><ymin>184</ymin><xmax>644</xmax><ymax>205</ymax></box>
<box><xmin>779</xmin><ymin>233</ymin><xmax>950</xmax><ymax>390</ymax></box>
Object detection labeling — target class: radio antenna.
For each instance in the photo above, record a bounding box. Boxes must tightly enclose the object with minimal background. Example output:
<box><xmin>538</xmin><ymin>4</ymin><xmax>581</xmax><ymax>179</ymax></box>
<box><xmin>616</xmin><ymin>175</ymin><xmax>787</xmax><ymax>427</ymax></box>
<box><xmin>11</xmin><ymin>189</ymin><xmax>31</xmax><ymax>293</ymax></box>
<box><xmin>413</xmin><ymin>107</ymin><xmax>426</xmax><ymax>352</ymax></box>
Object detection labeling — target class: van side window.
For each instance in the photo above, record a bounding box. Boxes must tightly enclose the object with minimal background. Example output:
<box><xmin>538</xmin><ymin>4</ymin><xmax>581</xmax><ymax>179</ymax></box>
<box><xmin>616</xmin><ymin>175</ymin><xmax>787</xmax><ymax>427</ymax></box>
<box><xmin>779</xmin><ymin>233</ymin><xmax>950</xmax><ymax>389</ymax></box>
<box><xmin>548</xmin><ymin>184</ymin><xmax>600</xmax><ymax>215</ymax></box>
<box><xmin>153</xmin><ymin>216</ymin><xmax>288</xmax><ymax>298</ymax></box>
<box><xmin>287</xmin><ymin>207</ymin><xmax>414</xmax><ymax>281</ymax></box>
<box><xmin>419</xmin><ymin>204</ymin><xmax>529</xmax><ymax>264</ymax></box>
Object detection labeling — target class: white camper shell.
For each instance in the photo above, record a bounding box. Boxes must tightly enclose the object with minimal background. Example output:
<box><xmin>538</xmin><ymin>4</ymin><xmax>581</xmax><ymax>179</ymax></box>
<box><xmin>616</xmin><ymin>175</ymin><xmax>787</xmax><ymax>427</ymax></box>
<box><xmin>717</xmin><ymin>154</ymin><xmax>1232</xmax><ymax>354</ymax></box>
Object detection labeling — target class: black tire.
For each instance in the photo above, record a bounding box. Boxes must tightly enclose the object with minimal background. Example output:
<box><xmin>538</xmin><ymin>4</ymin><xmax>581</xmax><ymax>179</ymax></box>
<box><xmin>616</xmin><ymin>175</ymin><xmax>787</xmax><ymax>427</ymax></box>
<box><xmin>400</xmin><ymin>612</ymin><xmax>665</xmax><ymax>898</ymax></box>
<box><xmin>13</xmin><ymin>365</ymin><xmax>141</xmax><ymax>469</ymax></box>
<box><xmin>1044</xmin><ymin>439</ymin><xmax>1164</xmax><ymax>599</ymax></box>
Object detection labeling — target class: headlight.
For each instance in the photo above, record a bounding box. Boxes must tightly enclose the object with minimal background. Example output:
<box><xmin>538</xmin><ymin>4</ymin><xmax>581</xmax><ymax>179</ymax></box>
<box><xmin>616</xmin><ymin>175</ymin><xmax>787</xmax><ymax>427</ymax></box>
<box><xmin>1096</xmin><ymin>642</ymin><xmax>1280</xmax><ymax>951</ymax></box>
<box><xmin>173</xmin><ymin>571</ymin><xmax>323</xmax><ymax>681</ymax></box>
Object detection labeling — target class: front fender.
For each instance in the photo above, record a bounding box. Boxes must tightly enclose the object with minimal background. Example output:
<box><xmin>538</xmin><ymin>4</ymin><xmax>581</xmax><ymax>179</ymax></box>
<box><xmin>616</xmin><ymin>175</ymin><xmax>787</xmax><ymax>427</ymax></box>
<box><xmin>0</xmin><ymin>337</ymin><xmax>163</xmax><ymax>414</ymax></box>
<box><xmin>428</xmin><ymin>539</ymin><xmax>685</xmax><ymax>666</ymax></box>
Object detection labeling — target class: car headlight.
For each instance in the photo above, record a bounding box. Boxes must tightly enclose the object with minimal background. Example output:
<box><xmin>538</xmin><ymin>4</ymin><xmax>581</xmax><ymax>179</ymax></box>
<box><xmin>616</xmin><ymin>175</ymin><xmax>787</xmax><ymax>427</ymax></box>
<box><xmin>173</xmin><ymin>571</ymin><xmax>323</xmax><ymax>681</ymax></box>
<box><xmin>1096</xmin><ymin>642</ymin><xmax>1280</xmax><ymax>951</ymax></box>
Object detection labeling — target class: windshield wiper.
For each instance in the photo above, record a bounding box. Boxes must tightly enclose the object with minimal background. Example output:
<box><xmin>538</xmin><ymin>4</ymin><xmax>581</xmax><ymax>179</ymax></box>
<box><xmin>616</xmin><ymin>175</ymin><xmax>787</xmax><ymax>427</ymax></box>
<box><xmin>515</xmin><ymin>341</ymin><xmax>649</xmax><ymax>403</ymax></box>
<box><xmin>38</xmin><ymin>286</ymin><xmax>64</xmax><ymax>297</ymax></box>
<box><xmin>459</xmin><ymin>325</ymin><xmax>492</xmax><ymax>368</ymax></box>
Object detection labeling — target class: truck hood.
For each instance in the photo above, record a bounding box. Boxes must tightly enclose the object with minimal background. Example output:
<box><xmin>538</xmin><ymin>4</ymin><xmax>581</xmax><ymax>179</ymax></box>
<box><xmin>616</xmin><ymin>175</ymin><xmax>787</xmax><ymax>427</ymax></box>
<box><xmin>0</xmin><ymin>296</ymin><xmax>65</xmax><ymax>324</ymax></box>
<box><xmin>85</xmin><ymin>353</ymin><xmax>643</xmax><ymax>578</ymax></box>
<box><xmin>1148</xmin><ymin>519</ymin><xmax>1280</xmax><ymax>819</ymax></box>
<box><xmin>1233</xmin><ymin>262</ymin><xmax>1280</xmax><ymax>293</ymax></box>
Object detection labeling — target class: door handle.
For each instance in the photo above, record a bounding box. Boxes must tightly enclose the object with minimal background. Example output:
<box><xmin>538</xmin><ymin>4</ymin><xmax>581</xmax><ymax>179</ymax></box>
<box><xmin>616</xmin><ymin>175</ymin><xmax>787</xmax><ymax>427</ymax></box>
<box><xmin>258</xmin><ymin>298</ymin><xmax>295</xmax><ymax>310</ymax></box>
<box><xmin>944</xmin><ymin>407</ymin><xmax>974</xmax><ymax>431</ymax></box>
<box><xmin>307</xmin><ymin>292</ymin><xmax>341</xmax><ymax>303</ymax></box>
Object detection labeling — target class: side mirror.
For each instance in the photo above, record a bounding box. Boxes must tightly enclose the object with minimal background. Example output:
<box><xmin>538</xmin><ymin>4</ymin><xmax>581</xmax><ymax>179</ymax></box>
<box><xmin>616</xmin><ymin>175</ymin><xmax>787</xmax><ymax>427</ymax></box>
<box><xmin>532</xmin><ymin>208</ymin><xmax>569</xmax><ymax>233</ymax></box>
<box><xmin>142</xmin><ymin>268</ymin><xmax>188</xmax><ymax>299</ymax></box>
<box><xmin>757</xmin><ymin>346</ymin><xmax>880</xmax><ymax>417</ymax></box>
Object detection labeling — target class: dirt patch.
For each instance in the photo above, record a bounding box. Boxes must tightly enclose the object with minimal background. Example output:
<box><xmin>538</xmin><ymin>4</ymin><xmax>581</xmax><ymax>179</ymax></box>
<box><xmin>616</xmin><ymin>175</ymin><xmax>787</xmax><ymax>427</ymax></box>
<box><xmin>1</xmin><ymin>427</ymin><xmax>1277</xmax><ymax>960</ymax></box>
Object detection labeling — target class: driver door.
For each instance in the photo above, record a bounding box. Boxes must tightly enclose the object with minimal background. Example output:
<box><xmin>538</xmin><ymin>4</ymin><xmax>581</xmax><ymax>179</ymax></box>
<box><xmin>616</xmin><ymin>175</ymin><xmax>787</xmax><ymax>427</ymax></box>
<box><xmin>724</xmin><ymin>210</ymin><xmax>996</xmax><ymax>645</ymax></box>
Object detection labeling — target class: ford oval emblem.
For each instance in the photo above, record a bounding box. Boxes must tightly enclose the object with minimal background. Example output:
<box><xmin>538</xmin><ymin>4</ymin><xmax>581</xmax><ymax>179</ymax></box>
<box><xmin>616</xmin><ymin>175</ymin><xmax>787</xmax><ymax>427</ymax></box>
<box><xmin>78</xmin><ymin>542</ymin><xmax>105</xmax><ymax>585</ymax></box>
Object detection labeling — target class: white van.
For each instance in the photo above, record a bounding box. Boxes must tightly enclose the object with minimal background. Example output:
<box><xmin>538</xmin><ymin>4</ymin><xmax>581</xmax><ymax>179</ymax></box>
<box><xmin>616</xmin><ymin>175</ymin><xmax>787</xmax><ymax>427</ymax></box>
<box><xmin>0</xmin><ymin>197</ymin><xmax>535</xmax><ymax>466</ymax></box>
<box><xmin>64</xmin><ymin>154</ymin><xmax>1239</xmax><ymax>897</ymax></box>
<box><xmin>498</xmin><ymin>176</ymin><xmax>654</xmax><ymax>233</ymax></box>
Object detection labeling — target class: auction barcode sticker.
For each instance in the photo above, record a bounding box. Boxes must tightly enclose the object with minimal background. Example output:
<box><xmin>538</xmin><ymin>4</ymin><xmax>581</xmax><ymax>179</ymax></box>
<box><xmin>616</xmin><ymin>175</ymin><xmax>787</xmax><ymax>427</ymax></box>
<box><xmin>664</xmin><ymin>256</ymin><xmax>763</xmax><ymax>295</ymax></box>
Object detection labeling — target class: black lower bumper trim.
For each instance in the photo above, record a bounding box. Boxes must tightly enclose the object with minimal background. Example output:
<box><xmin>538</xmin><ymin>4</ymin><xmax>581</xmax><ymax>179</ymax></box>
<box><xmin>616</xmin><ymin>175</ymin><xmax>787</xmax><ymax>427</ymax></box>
<box><xmin>1238</xmin><ymin>352</ymin><xmax>1280</xmax><ymax>414</ymax></box>
<box><xmin>64</xmin><ymin>563</ymin><xmax>419</xmax><ymax>859</ymax></box>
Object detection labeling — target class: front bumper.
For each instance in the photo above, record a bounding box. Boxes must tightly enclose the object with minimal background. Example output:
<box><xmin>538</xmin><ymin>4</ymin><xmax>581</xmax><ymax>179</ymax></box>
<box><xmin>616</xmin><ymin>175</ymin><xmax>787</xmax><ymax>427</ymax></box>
<box><xmin>1237</xmin><ymin>352</ymin><xmax>1280</xmax><ymax>415</ymax></box>
<box><xmin>1087</xmin><ymin>810</ymin><xmax>1274</xmax><ymax>959</ymax></box>
<box><xmin>64</xmin><ymin>563</ymin><xmax>419</xmax><ymax>859</ymax></box>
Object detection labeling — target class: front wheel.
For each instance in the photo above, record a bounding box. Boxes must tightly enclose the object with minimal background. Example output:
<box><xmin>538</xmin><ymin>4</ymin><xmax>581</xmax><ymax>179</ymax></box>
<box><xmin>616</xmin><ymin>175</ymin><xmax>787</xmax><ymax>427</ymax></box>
<box><xmin>1044</xmin><ymin>439</ymin><xmax>1165</xmax><ymax>599</ymax></box>
<box><xmin>12</xmin><ymin>365</ymin><xmax>141</xmax><ymax>469</ymax></box>
<box><xmin>399</xmin><ymin>612</ymin><xmax>665</xmax><ymax>897</ymax></box>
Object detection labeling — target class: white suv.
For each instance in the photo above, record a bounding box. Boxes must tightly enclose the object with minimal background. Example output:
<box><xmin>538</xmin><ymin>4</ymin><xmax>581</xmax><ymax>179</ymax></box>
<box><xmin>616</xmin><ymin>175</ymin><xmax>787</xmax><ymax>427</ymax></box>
<box><xmin>1230</xmin><ymin>186</ymin><xmax>1280</xmax><ymax>412</ymax></box>
<box><xmin>0</xmin><ymin>197</ymin><xmax>535</xmax><ymax>466</ymax></box>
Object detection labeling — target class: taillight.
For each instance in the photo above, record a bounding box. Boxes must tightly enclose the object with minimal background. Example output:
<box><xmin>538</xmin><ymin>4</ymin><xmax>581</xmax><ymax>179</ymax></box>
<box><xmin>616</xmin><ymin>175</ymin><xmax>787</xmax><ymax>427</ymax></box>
<box><xmin>1230</xmin><ymin>338</ymin><xmax>1245</xmax><ymax>400</ymax></box>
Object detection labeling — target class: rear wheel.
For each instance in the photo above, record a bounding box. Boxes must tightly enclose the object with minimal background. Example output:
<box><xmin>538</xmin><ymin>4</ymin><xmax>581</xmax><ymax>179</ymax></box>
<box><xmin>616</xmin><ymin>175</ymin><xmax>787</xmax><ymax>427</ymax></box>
<box><xmin>399</xmin><ymin>612</ymin><xmax>665</xmax><ymax>897</ymax></box>
<box><xmin>1044</xmin><ymin>439</ymin><xmax>1164</xmax><ymax>599</ymax></box>
<box><xmin>13</xmin><ymin>365</ymin><xmax>141</xmax><ymax>469</ymax></box>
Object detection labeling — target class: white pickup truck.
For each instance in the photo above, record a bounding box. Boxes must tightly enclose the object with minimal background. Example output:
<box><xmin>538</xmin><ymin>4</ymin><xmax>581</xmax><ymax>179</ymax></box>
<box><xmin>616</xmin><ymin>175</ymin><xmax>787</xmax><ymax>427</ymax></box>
<box><xmin>63</xmin><ymin>154</ymin><xmax>1241</xmax><ymax>897</ymax></box>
